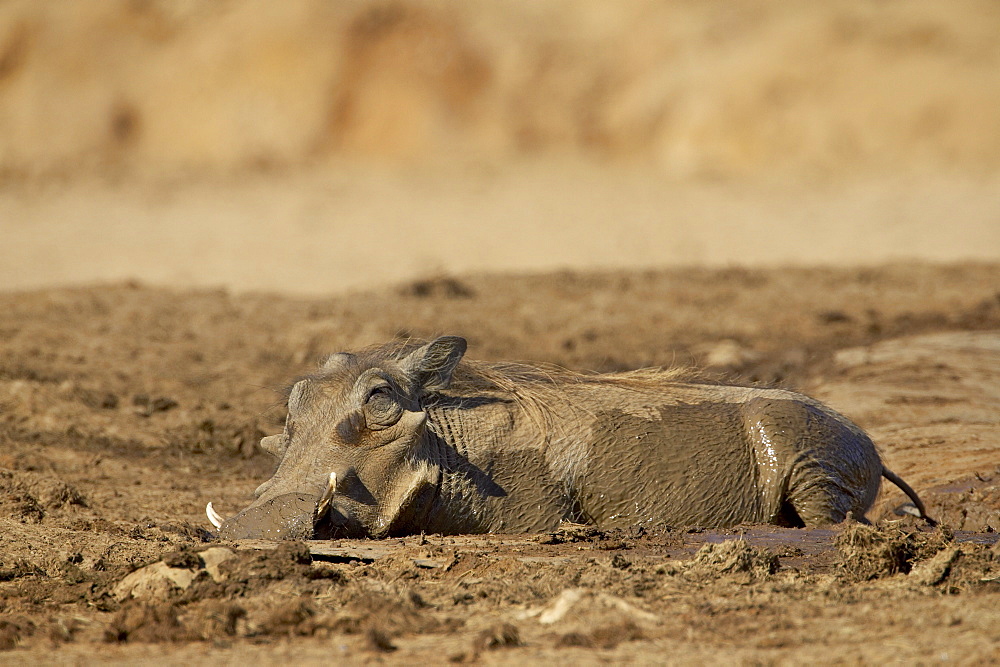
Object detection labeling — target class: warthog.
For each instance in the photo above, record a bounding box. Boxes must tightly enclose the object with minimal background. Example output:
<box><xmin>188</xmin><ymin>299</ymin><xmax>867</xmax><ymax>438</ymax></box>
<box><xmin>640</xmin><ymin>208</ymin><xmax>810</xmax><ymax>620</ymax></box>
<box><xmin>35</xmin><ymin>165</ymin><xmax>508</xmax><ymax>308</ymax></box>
<box><xmin>207</xmin><ymin>336</ymin><xmax>930</xmax><ymax>539</ymax></box>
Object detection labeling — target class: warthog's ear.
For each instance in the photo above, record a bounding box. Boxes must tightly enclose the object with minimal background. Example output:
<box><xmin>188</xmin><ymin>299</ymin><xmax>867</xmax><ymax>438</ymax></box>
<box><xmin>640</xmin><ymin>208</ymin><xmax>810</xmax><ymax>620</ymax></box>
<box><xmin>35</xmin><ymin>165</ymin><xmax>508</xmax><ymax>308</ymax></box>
<box><xmin>403</xmin><ymin>336</ymin><xmax>467</xmax><ymax>393</ymax></box>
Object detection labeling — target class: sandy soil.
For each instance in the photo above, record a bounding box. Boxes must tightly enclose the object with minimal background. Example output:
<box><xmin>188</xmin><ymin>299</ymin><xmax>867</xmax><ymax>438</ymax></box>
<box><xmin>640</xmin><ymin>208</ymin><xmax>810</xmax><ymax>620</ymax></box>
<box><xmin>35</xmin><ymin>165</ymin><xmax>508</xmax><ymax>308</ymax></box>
<box><xmin>1</xmin><ymin>265</ymin><xmax>998</xmax><ymax>663</ymax></box>
<box><xmin>5</xmin><ymin>168</ymin><xmax>1000</xmax><ymax>295</ymax></box>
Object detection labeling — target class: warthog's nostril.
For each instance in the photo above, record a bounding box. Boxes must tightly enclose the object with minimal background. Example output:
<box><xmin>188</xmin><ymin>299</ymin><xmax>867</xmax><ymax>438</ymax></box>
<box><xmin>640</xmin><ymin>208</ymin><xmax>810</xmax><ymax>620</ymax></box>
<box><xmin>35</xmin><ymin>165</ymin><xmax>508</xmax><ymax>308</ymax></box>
<box><xmin>206</xmin><ymin>502</ymin><xmax>226</xmax><ymax>529</ymax></box>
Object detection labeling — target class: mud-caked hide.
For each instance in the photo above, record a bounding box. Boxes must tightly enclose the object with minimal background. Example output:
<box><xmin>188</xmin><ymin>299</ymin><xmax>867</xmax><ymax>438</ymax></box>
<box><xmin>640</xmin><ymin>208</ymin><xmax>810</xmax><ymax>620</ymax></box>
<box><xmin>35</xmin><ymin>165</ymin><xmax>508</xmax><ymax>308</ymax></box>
<box><xmin>212</xmin><ymin>335</ymin><xmax>926</xmax><ymax>539</ymax></box>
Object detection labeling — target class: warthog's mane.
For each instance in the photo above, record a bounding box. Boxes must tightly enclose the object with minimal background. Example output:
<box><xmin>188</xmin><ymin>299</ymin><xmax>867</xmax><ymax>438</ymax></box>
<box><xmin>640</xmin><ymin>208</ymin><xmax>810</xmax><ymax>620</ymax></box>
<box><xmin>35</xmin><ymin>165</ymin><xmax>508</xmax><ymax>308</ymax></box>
<box><xmin>363</xmin><ymin>338</ymin><xmax>704</xmax><ymax>436</ymax></box>
<box><xmin>363</xmin><ymin>337</ymin><xmax>699</xmax><ymax>389</ymax></box>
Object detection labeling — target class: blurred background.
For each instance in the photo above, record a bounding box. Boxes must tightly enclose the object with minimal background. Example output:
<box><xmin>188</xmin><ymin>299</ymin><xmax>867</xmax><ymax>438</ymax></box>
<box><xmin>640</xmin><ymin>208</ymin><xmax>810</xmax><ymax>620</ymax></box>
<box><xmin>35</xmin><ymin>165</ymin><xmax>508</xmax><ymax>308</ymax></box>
<box><xmin>2</xmin><ymin>0</ymin><xmax>999</xmax><ymax>294</ymax></box>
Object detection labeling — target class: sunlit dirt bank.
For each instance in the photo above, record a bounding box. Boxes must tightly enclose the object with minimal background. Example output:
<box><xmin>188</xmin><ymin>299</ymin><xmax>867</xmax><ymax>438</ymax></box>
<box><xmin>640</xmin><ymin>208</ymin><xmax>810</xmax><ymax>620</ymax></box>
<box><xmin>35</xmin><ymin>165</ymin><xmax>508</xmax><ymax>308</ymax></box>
<box><xmin>3</xmin><ymin>0</ymin><xmax>1000</xmax><ymax>177</ymax></box>
<box><xmin>3</xmin><ymin>0</ymin><xmax>1000</xmax><ymax>295</ymax></box>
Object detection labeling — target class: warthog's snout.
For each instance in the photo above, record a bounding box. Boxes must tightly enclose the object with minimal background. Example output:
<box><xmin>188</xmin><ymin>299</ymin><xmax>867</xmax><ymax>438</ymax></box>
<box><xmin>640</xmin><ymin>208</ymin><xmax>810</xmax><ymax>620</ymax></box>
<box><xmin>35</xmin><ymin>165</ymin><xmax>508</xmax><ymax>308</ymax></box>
<box><xmin>209</xmin><ymin>471</ymin><xmax>371</xmax><ymax>540</ymax></box>
<box><xmin>210</xmin><ymin>493</ymin><xmax>318</xmax><ymax>540</ymax></box>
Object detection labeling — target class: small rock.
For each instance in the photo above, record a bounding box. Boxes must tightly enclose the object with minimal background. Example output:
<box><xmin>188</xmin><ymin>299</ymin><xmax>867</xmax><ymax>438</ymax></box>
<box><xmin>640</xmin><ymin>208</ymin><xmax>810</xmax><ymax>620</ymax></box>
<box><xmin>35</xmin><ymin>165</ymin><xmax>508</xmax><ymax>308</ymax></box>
<box><xmin>113</xmin><ymin>562</ymin><xmax>198</xmax><ymax>601</ymax></box>
<box><xmin>518</xmin><ymin>588</ymin><xmax>658</xmax><ymax>626</ymax></box>
<box><xmin>199</xmin><ymin>547</ymin><xmax>235</xmax><ymax>582</ymax></box>
<box><xmin>112</xmin><ymin>548</ymin><xmax>234</xmax><ymax>601</ymax></box>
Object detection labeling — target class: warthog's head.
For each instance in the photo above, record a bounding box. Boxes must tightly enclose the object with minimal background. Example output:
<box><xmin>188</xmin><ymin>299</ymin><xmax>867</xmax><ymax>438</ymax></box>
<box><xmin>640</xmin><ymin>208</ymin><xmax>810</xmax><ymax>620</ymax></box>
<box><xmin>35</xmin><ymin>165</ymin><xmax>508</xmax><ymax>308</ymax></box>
<box><xmin>207</xmin><ymin>336</ymin><xmax>467</xmax><ymax>540</ymax></box>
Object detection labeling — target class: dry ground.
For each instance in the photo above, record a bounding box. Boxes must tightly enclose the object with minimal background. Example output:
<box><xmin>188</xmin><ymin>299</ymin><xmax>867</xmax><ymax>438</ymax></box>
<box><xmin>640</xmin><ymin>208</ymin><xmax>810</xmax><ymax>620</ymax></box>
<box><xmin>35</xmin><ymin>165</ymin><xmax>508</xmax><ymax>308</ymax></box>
<box><xmin>1</xmin><ymin>263</ymin><xmax>999</xmax><ymax>664</ymax></box>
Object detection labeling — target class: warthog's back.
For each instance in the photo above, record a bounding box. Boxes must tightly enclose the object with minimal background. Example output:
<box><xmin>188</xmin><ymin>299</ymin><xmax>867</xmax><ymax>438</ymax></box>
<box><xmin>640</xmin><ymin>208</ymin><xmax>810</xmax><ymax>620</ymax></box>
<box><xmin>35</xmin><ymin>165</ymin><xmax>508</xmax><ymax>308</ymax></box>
<box><xmin>581</xmin><ymin>401</ymin><xmax>765</xmax><ymax>527</ymax></box>
<box><xmin>572</xmin><ymin>384</ymin><xmax>882</xmax><ymax>528</ymax></box>
<box><xmin>432</xmin><ymin>381</ymin><xmax>884</xmax><ymax>530</ymax></box>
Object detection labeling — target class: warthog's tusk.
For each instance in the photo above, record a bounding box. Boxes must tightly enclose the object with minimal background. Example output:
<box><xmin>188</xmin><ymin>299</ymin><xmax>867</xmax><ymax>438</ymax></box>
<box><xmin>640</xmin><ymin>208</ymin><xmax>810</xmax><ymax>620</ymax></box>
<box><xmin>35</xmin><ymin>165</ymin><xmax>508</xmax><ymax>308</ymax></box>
<box><xmin>315</xmin><ymin>472</ymin><xmax>338</xmax><ymax>519</ymax></box>
<box><xmin>206</xmin><ymin>502</ymin><xmax>225</xmax><ymax>529</ymax></box>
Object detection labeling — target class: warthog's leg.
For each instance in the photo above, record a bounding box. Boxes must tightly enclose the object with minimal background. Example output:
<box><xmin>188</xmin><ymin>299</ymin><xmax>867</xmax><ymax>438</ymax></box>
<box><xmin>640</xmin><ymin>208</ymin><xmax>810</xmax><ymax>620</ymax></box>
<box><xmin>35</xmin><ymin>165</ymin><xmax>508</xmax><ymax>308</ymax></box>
<box><xmin>783</xmin><ymin>468</ymin><xmax>859</xmax><ymax>526</ymax></box>
<box><xmin>745</xmin><ymin>398</ymin><xmax>882</xmax><ymax>527</ymax></box>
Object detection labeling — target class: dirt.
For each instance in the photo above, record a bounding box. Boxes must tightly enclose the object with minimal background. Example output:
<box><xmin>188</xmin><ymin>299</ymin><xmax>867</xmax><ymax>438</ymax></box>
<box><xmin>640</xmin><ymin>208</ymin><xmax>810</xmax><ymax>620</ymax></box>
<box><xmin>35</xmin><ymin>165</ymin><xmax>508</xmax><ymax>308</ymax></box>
<box><xmin>1</xmin><ymin>265</ymin><xmax>999</xmax><ymax>663</ymax></box>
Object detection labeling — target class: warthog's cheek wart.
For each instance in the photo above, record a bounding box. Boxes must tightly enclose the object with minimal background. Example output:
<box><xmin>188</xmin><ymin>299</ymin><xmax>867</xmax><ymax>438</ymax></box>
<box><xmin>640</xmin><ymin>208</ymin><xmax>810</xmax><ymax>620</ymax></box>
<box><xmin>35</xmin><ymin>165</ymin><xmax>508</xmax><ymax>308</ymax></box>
<box><xmin>259</xmin><ymin>434</ymin><xmax>289</xmax><ymax>458</ymax></box>
<box><xmin>217</xmin><ymin>492</ymin><xmax>317</xmax><ymax>540</ymax></box>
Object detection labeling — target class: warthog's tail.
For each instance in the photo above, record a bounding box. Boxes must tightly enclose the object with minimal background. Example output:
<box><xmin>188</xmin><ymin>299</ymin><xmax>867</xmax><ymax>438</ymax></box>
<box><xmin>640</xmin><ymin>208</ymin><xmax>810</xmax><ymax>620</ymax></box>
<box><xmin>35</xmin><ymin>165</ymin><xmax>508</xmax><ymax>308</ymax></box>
<box><xmin>882</xmin><ymin>467</ymin><xmax>936</xmax><ymax>526</ymax></box>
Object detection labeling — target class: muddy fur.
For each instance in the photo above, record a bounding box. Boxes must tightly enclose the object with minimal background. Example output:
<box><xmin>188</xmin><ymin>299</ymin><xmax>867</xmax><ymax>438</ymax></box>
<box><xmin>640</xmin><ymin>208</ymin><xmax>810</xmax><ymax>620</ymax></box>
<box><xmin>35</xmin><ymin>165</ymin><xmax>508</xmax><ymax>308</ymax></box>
<box><xmin>216</xmin><ymin>337</ymin><xmax>929</xmax><ymax>540</ymax></box>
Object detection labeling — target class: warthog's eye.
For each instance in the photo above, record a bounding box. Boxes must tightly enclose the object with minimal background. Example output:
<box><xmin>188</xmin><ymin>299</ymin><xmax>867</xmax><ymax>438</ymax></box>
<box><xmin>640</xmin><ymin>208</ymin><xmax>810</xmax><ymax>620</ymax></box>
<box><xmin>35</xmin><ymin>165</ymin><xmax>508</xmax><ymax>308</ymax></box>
<box><xmin>364</xmin><ymin>385</ymin><xmax>403</xmax><ymax>430</ymax></box>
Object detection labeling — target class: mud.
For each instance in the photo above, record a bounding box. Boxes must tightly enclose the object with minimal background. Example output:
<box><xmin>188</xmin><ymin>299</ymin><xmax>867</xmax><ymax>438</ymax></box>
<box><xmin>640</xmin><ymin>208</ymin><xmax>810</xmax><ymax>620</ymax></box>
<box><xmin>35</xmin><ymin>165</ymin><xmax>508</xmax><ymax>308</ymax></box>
<box><xmin>0</xmin><ymin>264</ymin><xmax>998</xmax><ymax>663</ymax></box>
